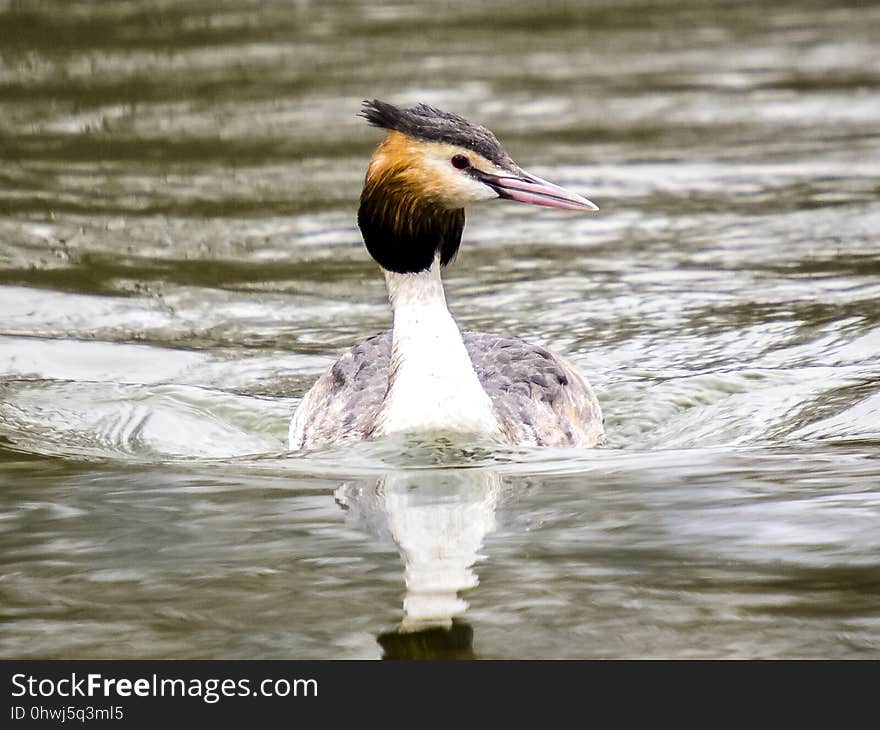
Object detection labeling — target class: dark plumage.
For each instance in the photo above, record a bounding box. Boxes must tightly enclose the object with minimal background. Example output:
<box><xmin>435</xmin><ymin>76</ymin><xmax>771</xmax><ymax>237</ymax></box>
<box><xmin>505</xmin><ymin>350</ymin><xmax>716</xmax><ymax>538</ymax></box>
<box><xmin>360</xmin><ymin>99</ymin><xmax>514</xmax><ymax>168</ymax></box>
<box><xmin>290</xmin><ymin>331</ymin><xmax>605</xmax><ymax>451</ymax></box>
<box><xmin>358</xmin><ymin>182</ymin><xmax>464</xmax><ymax>274</ymax></box>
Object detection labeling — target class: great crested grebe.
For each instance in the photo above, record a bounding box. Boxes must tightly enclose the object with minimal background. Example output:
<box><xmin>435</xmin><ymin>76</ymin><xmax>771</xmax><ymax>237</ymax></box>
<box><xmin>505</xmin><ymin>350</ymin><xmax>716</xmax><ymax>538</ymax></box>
<box><xmin>289</xmin><ymin>100</ymin><xmax>605</xmax><ymax>450</ymax></box>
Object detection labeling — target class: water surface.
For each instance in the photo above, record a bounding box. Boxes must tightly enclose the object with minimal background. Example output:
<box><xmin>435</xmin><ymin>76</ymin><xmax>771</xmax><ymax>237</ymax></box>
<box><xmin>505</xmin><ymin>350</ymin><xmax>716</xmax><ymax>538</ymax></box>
<box><xmin>1</xmin><ymin>0</ymin><xmax>879</xmax><ymax>658</ymax></box>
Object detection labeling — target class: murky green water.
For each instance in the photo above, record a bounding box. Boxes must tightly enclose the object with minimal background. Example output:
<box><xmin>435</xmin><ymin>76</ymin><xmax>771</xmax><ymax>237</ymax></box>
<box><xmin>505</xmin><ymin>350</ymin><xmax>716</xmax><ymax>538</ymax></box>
<box><xmin>2</xmin><ymin>0</ymin><xmax>879</xmax><ymax>658</ymax></box>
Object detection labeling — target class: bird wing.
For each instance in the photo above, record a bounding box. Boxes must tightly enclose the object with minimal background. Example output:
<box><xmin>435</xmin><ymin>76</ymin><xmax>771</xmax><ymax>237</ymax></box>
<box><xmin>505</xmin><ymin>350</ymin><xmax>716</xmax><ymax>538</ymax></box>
<box><xmin>289</xmin><ymin>332</ymin><xmax>392</xmax><ymax>450</ymax></box>
<box><xmin>463</xmin><ymin>331</ymin><xmax>605</xmax><ymax>448</ymax></box>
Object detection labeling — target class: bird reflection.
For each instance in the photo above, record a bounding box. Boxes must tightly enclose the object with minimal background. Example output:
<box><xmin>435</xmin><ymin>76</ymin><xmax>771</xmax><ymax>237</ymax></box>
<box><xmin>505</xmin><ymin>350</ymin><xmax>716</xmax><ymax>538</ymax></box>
<box><xmin>335</xmin><ymin>467</ymin><xmax>503</xmax><ymax>659</ymax></box>
<box><xmin>377</xmin><ymin>620</ymin><xmax>475</xmax><ymax>660</ymax></box>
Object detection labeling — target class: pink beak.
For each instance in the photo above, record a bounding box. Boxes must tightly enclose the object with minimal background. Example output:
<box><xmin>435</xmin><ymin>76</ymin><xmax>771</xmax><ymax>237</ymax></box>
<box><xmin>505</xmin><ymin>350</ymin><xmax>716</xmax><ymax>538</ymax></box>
<box><xmin>477</xmin><ymin>169</ymin><xmax>598</xmax><ymax>212</ymax></box>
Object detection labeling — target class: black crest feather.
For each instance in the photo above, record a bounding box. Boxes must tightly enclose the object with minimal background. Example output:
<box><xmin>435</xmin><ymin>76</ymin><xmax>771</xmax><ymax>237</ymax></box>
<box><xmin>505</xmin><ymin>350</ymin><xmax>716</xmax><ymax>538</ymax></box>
<box><xmin>360</xmin><ymin>99</ymin><xmax>512</xmax><ymax>167</ymax></box>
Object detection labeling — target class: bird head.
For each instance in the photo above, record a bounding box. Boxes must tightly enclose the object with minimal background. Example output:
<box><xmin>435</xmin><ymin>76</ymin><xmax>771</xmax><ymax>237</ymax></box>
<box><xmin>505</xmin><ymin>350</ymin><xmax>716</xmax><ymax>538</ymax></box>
<box><xmin>358</xmin><ymin>100</ymin><xmax>597</xmax><ymax>274</ymax></box>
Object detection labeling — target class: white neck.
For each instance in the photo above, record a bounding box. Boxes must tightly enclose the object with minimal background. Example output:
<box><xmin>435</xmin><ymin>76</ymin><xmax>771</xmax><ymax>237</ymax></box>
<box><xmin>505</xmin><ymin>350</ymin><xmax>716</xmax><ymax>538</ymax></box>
<box><xmin>375</xmin><ymin>258</ymin><xmax>501</xmax><ymax>439</ymax></box>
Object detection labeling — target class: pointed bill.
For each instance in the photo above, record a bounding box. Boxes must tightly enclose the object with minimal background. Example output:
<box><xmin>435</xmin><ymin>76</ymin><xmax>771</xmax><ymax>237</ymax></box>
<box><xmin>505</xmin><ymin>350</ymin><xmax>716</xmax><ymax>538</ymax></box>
<box><xmin>476</xmin><ymin>169</ymin><xmax>598</xmax><ymax>212</ymax></box>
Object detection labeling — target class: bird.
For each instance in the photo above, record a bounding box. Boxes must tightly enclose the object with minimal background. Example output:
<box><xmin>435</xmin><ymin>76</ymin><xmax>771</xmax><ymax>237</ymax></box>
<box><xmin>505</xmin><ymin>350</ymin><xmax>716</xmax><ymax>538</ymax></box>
<box><xmin>289</xmin><ymin>99</ymin><xmax>605</xmax><ymax>451</ymax></box>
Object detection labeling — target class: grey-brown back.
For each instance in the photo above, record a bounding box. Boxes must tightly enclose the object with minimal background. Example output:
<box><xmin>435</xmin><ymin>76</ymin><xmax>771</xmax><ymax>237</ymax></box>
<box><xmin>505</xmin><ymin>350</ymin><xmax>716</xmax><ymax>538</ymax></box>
<box><xmin>290</xmin><ymin>330</ymin><xmax>605</xmax><ymax>450</ymax></box>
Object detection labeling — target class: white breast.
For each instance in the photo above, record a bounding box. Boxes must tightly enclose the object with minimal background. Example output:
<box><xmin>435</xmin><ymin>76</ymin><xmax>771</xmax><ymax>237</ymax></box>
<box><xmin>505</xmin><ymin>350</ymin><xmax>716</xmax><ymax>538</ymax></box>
<box><xmin>375</xmin><ymin>259</ymin><xmax>501</xmax><ymax>439</ymax></box>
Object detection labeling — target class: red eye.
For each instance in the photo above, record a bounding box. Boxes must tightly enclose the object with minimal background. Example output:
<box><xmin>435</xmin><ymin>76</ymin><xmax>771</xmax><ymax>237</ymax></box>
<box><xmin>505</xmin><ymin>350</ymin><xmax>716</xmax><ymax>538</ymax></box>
<box><xmin>451</xmin><ymin>154</ymin><xmax>470</xmax><ymax>170</ymax></box>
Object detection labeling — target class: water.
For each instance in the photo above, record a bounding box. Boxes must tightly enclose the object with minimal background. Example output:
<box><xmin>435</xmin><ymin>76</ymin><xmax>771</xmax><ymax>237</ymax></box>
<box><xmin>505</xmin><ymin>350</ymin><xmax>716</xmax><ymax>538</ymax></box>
<box><xmin>1</xmin><ymin>0</ymin><xmax>879</xmax><ymax>659</ymax></box>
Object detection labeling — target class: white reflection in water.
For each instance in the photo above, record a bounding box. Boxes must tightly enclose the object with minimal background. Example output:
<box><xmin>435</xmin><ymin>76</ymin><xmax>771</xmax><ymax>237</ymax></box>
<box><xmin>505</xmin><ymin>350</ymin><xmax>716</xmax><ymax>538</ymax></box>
<box><xmin>336</xmin><ymin>468</ymin><xmax>502</xmax><ymax>631</ymax></box>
